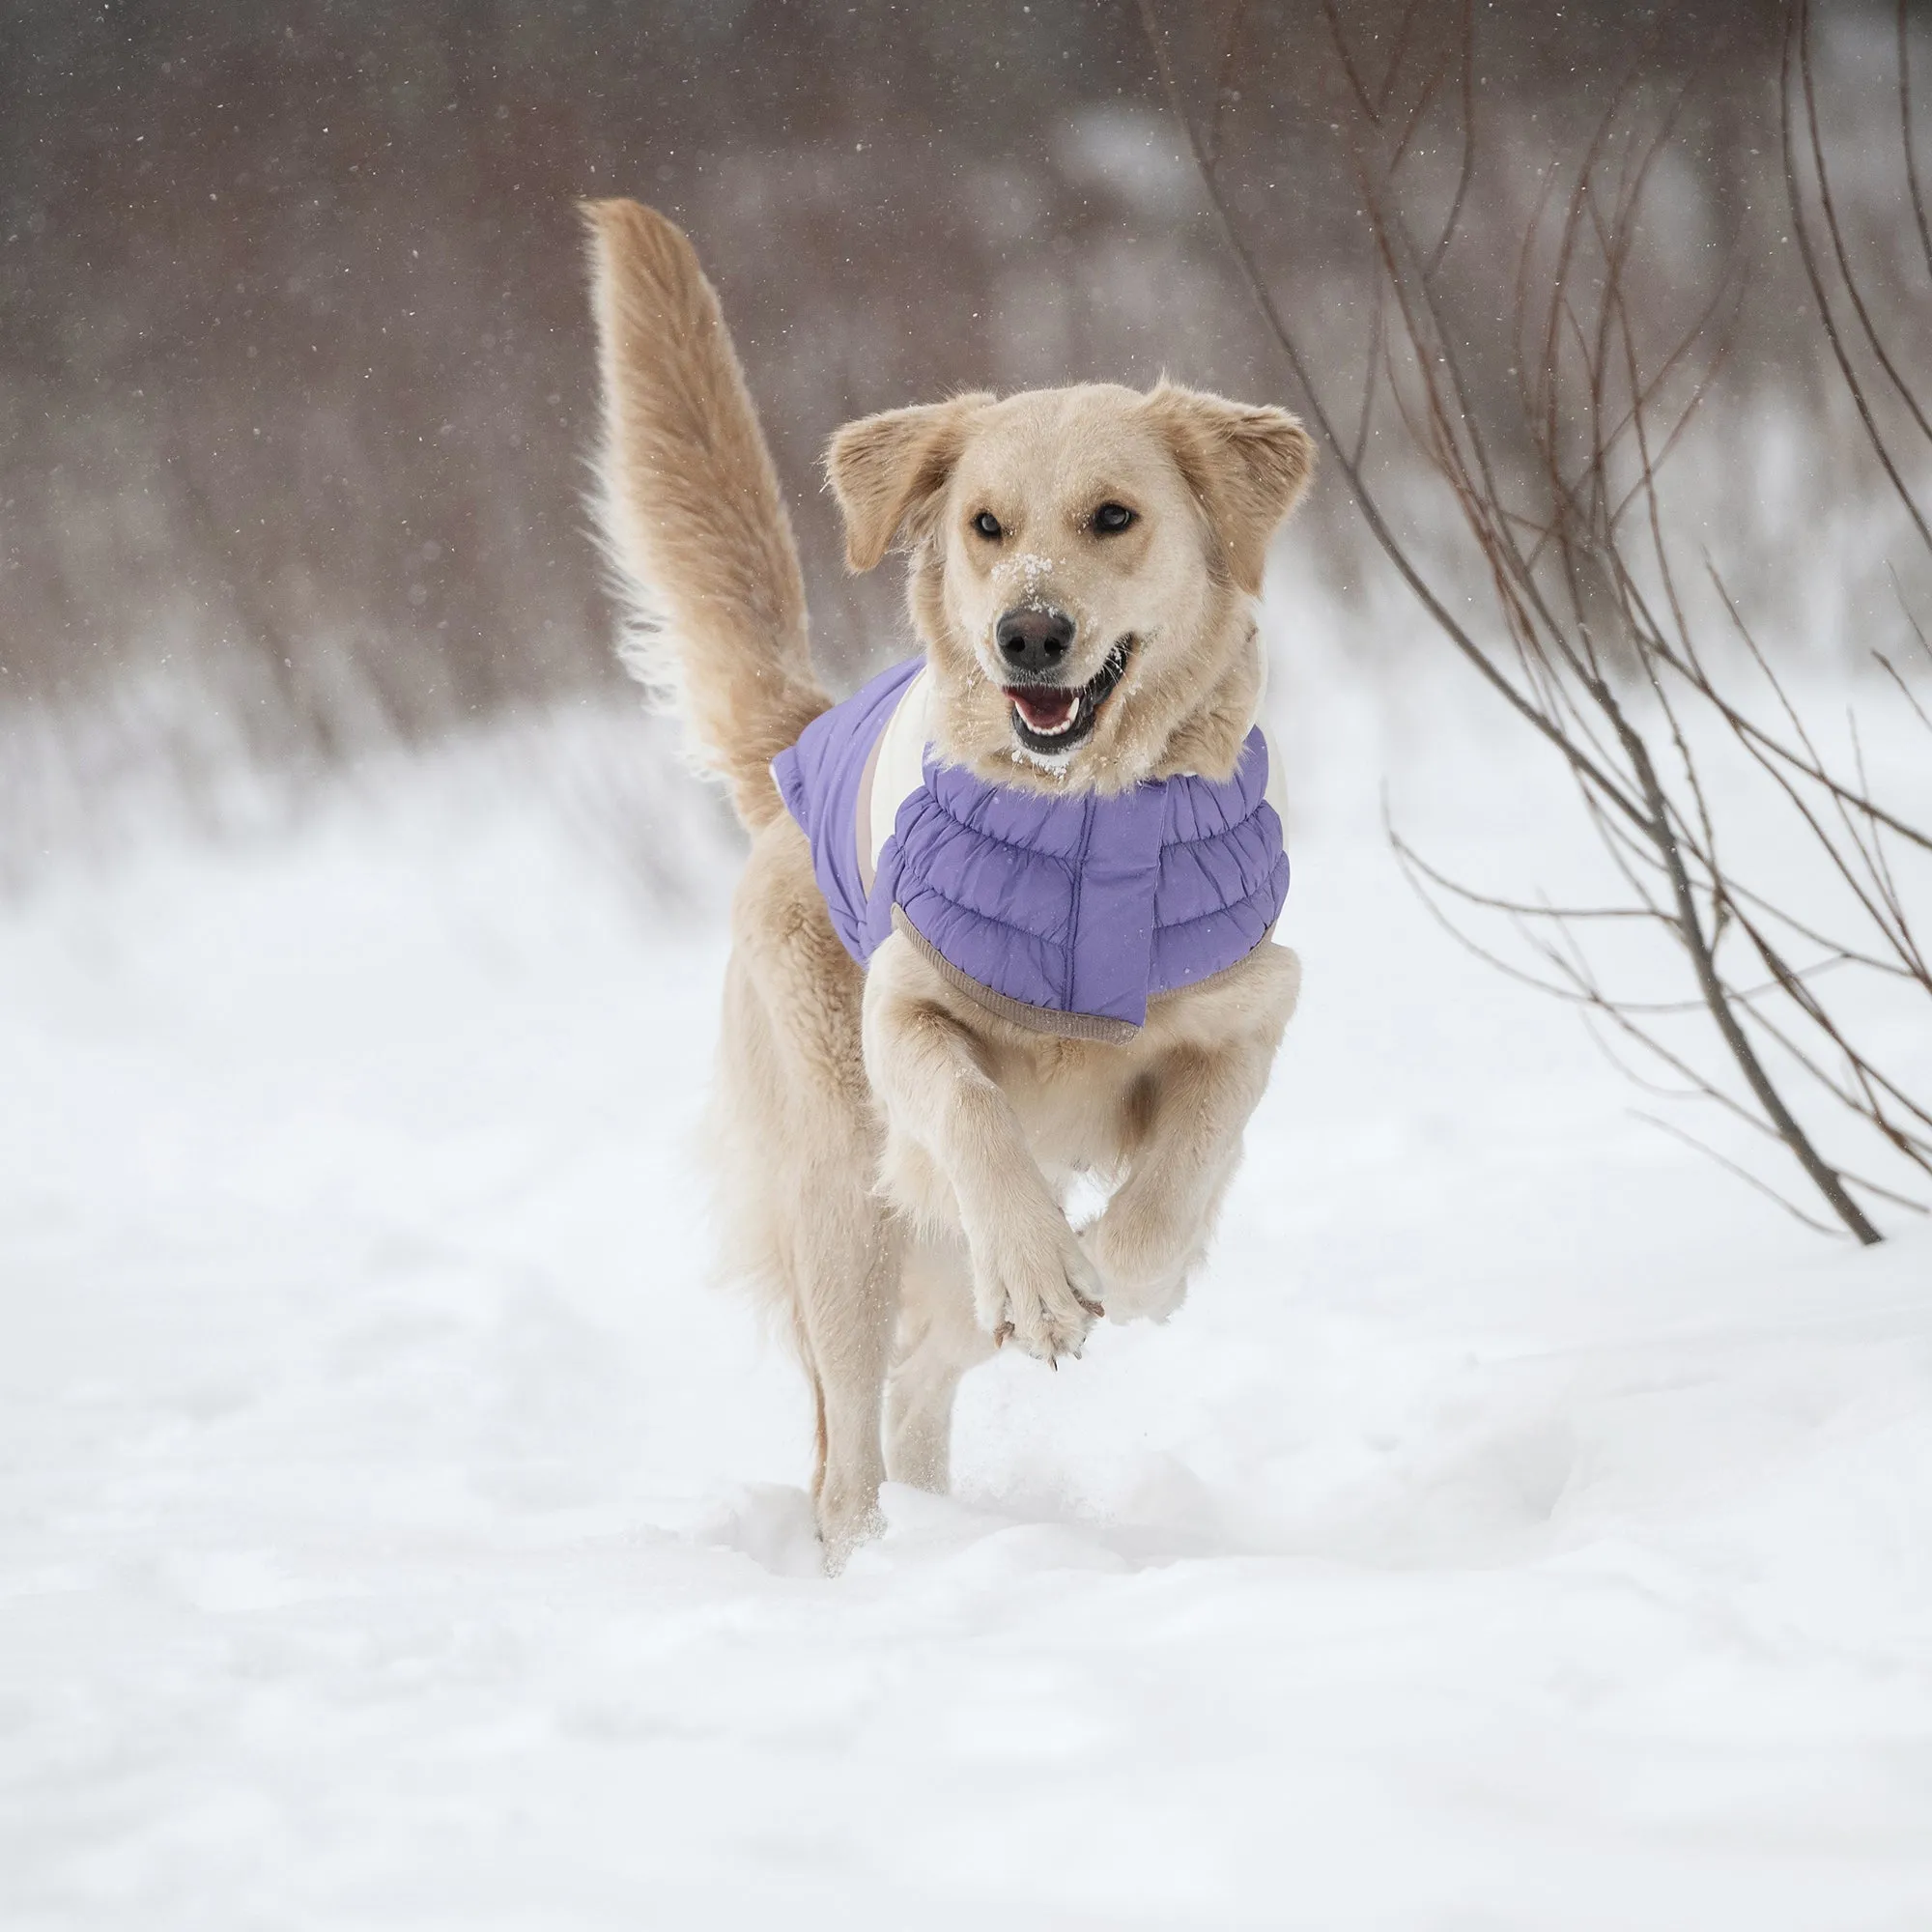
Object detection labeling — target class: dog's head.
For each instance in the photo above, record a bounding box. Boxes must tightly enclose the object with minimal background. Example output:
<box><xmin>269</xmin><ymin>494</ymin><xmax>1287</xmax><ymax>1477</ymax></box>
<box><xmin>826</xmin><ymin>382</ymin><xmax>1314</xmax><ymax>791</ymax></box>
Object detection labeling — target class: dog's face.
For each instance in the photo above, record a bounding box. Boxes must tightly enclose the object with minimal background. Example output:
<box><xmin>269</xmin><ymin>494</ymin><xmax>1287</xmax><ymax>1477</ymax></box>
<box><xmin>827</xmin><ymin>382</ymin><xmax>1314</xmax><ymax>792</ymax></box>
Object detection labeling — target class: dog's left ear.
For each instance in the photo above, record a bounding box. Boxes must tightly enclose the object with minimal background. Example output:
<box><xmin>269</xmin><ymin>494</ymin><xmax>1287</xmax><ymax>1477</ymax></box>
<box><xmin>1146</xmin><ymin>383</ymin><xmax>1317</xmax><ymax>596</ymax></box>
<box><xmin>825</xmin><ymin>393</ymin><xmax>994</xmax><ymax>572</ymax></box>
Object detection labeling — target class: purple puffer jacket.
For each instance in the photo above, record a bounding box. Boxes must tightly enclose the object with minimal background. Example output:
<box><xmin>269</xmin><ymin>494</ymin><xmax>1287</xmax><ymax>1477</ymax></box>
<box><xmin>772</xmin><ymin>657</ymin><xmax>1288</xmax><ymax>1042</ymax></box>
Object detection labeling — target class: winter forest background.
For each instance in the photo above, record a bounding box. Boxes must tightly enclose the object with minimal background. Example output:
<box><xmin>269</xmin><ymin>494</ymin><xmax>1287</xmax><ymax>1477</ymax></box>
<box><xmin>6</xmin><ymin>0</ymin><xmax>1922</xmax><ymax>853</ymax></box>
<box><xmin>5</xmin><ymin>3</ymin><xmax>1932</xmax><ymax>1924</ymax></box>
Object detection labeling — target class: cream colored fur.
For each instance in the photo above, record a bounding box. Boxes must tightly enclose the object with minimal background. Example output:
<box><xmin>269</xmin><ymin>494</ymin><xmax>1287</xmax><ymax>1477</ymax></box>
<box><xmin>585</xmin><ymin>199</ymin><xmax>1313</xmax><ymax>1569</ymax></box>
<box><xmin>583</xmin><ymin>198</ymin><xmax>829</xmax><ymax>828</ymax></box>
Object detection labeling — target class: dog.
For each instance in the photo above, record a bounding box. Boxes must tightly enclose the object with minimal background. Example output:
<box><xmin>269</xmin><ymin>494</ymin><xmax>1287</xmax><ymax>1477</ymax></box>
<box><xmin>583</xmin><ymin>199</ymin><xmax>1312</xmax><ymax>1568</ymax></box>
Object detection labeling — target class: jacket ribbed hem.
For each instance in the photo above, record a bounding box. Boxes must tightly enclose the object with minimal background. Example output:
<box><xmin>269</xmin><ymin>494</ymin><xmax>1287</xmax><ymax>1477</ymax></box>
<box><xmin>891</xmin><ymin>906</ymin><xmax>1143</xmax><ymax>1044</ymax></box>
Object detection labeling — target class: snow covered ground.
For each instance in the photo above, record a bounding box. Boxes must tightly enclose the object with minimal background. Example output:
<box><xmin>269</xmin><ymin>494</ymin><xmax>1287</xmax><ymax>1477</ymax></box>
<box><xmin>3</xmin><ymin>662</ymin><xmax>1930</xmax><ymax>1929</ymax></box>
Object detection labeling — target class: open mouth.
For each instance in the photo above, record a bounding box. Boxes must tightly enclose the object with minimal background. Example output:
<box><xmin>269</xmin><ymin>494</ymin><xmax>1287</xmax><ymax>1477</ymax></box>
<box><xmin>1002</xmin><ymin>639</ymin><xmax>1133</xmax><ymax>757</ymax></box>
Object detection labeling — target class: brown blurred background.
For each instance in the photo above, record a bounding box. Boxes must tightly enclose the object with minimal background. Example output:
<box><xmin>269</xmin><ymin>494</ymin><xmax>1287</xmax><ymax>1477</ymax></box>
<box><xmin>0</xmin><ymin>0</ymin><xmax>1916</xmax><ymax>826</ymax></box>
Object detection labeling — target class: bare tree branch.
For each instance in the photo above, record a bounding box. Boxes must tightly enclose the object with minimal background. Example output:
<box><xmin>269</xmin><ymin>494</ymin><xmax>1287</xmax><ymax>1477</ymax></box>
<box><xmin>1139</xmin><ymin>0</ymin><xmax>1932</xmax><ymax>1244</ymax></box>
<box><xmin>1633</xmin><ymin>1111</ymin><xmax>1847</xmax><ymax>1237</ymax></box>
<box><xmin>1904</xmin><ymin>0</ymin><xmax>1932</xmax><ymax>284</ymax></box>
<box><xmin>1782</xmin><ymin>0</ymin><xmax>1932</xmax><ymax>556</ymax></box>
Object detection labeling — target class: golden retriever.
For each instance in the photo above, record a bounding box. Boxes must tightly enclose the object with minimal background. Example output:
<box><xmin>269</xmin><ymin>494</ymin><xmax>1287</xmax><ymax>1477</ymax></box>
<box><xmin>583</xmin><ymin>199</ymin><xmax>1313</xmax><ymax>1568</ymax></box>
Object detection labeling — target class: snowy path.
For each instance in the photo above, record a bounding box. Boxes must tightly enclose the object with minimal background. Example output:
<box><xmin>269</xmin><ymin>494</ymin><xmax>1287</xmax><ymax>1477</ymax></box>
<box><xmin>3</xmin><ymin>715</ymin><xmax>1930</xmax><ymax>1929</ymax></box>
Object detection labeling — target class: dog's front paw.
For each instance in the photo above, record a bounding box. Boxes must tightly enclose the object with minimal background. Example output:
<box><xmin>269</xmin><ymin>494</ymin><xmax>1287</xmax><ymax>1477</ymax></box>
<box><xmin>1091</xmin><ymin>1263</ymin><xmax>1190</xmax><ymax>1325</ymax></box>
<box><xmin>972</xmin><ymin>1218</ymin><xmax>1103</xmax><ymax>1366</ymax></box>
<box><xmin>1080</xmin><ymin>1211</ymin><xmax>1198</xmax><ymax>1325</ymax></box>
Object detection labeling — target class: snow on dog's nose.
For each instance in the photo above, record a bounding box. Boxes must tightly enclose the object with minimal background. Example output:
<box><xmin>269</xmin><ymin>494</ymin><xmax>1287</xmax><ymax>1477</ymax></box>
<box><xmin>995</xmin><ymin>606</ymin><xmax>1074</xmax><ymax>680</ymax></box>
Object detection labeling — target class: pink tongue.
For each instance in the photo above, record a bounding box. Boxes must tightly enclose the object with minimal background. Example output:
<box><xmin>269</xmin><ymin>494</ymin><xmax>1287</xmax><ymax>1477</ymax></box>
<box><xmin>1008</xmin><ymin>688</ymin><xmax>1075</xmax><ymax>731</ymax></box>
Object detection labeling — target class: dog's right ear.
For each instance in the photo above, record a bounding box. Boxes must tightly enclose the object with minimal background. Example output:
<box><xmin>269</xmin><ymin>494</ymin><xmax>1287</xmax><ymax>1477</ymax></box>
<box><xmin>825</xmin><ymin>394</ymin><xmax>993</xmax><ymax>572</ymax></box>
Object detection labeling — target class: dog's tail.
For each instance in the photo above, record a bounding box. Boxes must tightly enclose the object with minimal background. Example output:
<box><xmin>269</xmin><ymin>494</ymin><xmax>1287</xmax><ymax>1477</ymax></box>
<box><xmin>582</xmin><ymin>199</ymin><xmax>828</xmax><ymax>832</ymax></box>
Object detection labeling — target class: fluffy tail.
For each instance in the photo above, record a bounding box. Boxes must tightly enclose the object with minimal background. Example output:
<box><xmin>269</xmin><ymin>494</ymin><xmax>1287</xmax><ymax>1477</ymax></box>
<box><xmin>582</xmin><ymin>198</ymin><xmax>828</xmax><ymax>831</ymax></box>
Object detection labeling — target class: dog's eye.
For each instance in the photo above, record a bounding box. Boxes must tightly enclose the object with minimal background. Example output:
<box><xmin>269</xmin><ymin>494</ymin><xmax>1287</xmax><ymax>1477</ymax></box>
<box><xmin>1092</xmin><ymin>501</ymin><xmax>1136</xmax><ymax>535</ymax></box>
<box><xmin>972</xmin><ymin>511</ymin><xmax>1003</xmax><ymax>540</ymax></box>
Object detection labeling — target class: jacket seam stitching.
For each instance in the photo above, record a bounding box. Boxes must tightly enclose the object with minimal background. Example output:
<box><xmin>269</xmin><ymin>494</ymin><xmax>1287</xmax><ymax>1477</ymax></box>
<box><xmin>1063</xmin><ymin>793</ymin><xmax>1095</xmax><ymax>1011</ymax></box>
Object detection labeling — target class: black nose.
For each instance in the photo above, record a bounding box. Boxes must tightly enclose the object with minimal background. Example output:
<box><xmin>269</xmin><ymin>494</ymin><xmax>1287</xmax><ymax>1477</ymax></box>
<box><xmin>995</xmin><ymin>607</ymin><xmax>1075</xmax><ymax>677</ymax></box>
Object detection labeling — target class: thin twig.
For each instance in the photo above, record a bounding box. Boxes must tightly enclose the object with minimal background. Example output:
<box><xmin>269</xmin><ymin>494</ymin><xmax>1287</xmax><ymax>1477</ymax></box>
<box><xmin>1632</xmin><ymin>1111</ymin><xmax>1846</xmax><ymax>1236</ymax></box>
<box><xmin>1904</xmin><ymin>0</ymin><xmax>1932</xmax><ymax>283</ymax></box>
<box><xmin>1782</xmin><ymin>0</ymin><xmax>1932</xmax><ymax>555</ymax></box>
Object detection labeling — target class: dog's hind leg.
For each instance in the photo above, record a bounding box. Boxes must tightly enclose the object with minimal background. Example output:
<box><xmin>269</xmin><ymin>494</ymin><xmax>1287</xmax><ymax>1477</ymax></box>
<box><xmin>784</xmin><ymin>1182</ymin><xmax>901</xmax><ymax>1568</ymax></box>
<box><xmin>722</xmin><ymin>1011</ymin><xmax>900</xmax><ymax>1568</ymax></box>
<box><xmin>720</xmin><ymin>817</ymin><xmax>906</xmax><ymax>1569</ymax></box>
<box><xmin>885</xmin><ymin>1235</ymin><xmax>994</xmax><ymax>1493</ymax></box>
